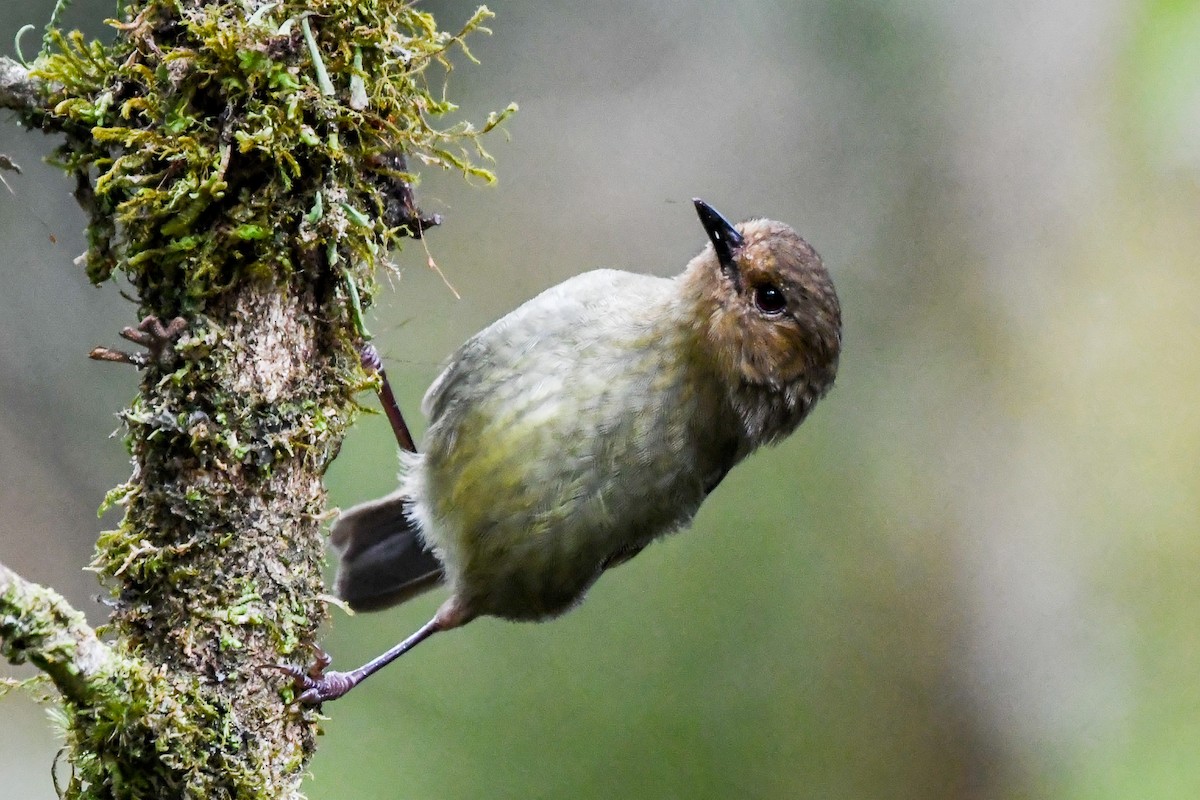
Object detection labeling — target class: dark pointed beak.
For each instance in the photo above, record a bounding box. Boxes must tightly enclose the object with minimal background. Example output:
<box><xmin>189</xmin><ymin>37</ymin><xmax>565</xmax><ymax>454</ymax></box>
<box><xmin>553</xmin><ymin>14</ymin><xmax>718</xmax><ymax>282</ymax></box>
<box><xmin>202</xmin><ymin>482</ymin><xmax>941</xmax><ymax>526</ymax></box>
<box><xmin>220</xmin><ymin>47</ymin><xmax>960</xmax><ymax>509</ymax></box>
<box><xmin>693</xmin><ymin>198</ymin><xmax>744</xmax><ymax>274</ymax></box>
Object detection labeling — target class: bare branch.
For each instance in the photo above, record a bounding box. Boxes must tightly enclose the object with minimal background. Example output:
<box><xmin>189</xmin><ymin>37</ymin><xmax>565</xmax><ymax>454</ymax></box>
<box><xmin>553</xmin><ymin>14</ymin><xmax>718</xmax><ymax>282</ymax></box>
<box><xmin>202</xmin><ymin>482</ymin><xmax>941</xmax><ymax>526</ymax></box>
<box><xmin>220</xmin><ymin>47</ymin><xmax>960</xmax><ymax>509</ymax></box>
<box><xmin>0</xmin><ymin>561</ymin><xmax>123</xmax><ymax>706</ymax></box>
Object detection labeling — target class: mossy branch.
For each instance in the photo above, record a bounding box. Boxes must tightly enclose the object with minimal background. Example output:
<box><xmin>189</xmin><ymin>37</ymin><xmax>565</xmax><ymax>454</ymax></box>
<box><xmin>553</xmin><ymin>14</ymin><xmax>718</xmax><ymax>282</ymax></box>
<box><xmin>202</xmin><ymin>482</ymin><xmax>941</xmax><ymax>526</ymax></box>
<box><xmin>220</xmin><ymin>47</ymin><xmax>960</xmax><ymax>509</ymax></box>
<box><xmin>0</xmin><ymin>562</ymin><xmax>123</xmax><ymax>706</ymax></box>
<box><xmin>1</xmin><ymin>1</ymin><xmax>512</xmax><ymax>797</ymax></box>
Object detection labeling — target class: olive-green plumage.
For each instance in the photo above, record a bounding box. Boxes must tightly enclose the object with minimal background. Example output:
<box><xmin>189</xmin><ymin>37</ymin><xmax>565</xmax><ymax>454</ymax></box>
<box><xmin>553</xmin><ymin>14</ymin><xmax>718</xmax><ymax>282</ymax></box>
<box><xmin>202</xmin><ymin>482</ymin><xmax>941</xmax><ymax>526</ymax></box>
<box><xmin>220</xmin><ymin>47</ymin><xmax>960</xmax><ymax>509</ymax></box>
<box><xmin>410</xmin><ymin>268</ymin><xmax>742</xmax><ymax>620</ymax></box>
<box><xmin>303</xmin><ymin>200</ymin><xmax>840</xmax><ymax>703</ymax></box>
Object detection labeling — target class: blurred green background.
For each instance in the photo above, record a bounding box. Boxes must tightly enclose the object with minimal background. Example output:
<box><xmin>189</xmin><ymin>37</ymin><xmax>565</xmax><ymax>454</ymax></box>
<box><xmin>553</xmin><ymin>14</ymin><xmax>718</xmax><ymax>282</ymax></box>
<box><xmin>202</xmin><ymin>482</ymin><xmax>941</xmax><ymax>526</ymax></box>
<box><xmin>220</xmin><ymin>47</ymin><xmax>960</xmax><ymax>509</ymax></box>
<box><xmin>3</xmin><ymin>1</ymin><xmax>1200</xmax><ymax>797</ymax></box>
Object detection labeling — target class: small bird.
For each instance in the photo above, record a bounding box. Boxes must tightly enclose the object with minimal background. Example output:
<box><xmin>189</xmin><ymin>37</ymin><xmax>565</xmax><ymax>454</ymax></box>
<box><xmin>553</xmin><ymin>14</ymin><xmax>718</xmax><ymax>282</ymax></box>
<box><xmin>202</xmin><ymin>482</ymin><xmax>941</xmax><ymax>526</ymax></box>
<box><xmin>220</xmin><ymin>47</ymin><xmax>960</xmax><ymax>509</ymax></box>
<box><xmin>285</xmin><ymin>199</ymin><xmax>841</xmax><ymax>703</ymax></box>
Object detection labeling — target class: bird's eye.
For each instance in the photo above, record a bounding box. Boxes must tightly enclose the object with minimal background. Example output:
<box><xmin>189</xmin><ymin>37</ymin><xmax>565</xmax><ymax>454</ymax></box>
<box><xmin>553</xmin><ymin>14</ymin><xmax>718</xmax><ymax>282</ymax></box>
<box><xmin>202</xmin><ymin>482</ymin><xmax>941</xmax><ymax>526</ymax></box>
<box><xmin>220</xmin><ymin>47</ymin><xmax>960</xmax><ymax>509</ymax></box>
<box><xmin>753</xmin><ymin>283</ymin><xmax>787</xmax><ymax>315</ymax></box>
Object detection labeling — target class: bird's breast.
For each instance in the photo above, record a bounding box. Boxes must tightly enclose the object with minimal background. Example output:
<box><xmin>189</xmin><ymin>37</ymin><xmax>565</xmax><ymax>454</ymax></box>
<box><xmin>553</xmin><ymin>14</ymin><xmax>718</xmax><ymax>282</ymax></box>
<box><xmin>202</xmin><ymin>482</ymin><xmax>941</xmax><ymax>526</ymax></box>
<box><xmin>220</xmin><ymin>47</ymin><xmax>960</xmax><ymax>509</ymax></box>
<box><xmin>408</xmin><ymin>278</ymin><xmax>739</xmax><ymax>620</ymax></box>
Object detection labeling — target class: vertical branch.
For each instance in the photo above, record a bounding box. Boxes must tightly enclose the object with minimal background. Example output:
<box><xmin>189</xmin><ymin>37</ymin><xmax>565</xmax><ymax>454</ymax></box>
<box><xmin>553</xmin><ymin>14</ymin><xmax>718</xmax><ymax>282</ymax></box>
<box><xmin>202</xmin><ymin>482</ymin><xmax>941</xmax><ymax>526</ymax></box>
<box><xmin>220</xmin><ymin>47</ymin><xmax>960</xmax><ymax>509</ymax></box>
<box><xmin>0</xmin><ymin>0</ymin><xmax>512</xmax><ymax>796</ymax></box>
<box><xmin>90</xmin><ymin>284</ymin><xmax>347</xmax><ymax>795</ymax></box>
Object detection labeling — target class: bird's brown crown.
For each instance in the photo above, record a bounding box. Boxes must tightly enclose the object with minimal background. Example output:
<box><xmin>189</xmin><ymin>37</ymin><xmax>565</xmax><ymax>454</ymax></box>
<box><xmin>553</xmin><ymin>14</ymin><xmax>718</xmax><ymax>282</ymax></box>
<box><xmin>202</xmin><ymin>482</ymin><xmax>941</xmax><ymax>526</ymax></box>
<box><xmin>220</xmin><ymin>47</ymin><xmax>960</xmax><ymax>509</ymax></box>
<box><xmin>682</xmin><ymin>217</ymin><xmax>842</xmax><ymax>442</ymax></box>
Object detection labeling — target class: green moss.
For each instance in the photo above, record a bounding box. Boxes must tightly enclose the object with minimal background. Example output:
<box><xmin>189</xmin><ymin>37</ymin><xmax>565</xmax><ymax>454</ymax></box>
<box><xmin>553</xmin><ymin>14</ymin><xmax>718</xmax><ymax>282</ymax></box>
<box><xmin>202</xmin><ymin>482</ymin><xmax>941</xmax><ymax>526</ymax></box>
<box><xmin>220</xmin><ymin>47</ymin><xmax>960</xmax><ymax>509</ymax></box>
<box><xmin>31</xmin><ymin>1</ymin><xmax>514</xmax><ymax>316</ymax></box>
<box><xmin>0</xmin><ymin>572</ymin><xmax>274</xmax><ymax>798</ymax></box>
<box><xmin>58</xmin><ymin>665</ymin><xmax>277</xmax><ymax>799</ymax></box>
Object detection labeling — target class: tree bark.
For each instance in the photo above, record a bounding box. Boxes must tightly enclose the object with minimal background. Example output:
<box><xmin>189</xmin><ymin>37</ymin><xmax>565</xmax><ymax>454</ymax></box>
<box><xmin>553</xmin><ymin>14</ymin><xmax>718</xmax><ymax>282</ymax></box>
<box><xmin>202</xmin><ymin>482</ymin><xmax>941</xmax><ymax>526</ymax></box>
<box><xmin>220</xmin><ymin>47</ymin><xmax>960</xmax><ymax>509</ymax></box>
<box><xmin>85</xmin><ymin>283</ymin><xmax>342</xmax><ymax>797</ymax></box>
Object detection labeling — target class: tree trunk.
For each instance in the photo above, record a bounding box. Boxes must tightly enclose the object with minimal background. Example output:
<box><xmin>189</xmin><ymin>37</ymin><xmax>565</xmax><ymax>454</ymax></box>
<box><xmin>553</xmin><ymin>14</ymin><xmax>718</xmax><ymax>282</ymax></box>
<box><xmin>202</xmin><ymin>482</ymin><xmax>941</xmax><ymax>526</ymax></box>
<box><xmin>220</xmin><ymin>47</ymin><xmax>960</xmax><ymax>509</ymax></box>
<box><xmin>84</xmin><ymin>283</ymin><xmax>342</xmax><ymax>797</ymax></box>
<box><xmin>0</xmin><ymin>0</ymin><xmax>511</xmax><ymax>795</ymax></box>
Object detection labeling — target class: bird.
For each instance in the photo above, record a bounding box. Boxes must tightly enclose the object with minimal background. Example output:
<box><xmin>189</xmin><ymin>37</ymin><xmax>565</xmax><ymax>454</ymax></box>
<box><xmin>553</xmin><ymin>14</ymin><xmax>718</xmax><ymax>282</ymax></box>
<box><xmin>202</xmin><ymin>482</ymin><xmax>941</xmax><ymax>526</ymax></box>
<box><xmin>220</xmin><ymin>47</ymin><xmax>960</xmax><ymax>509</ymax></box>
<box><xmin>281</xmin><ymin>198</ymin><xmax>841</xmax><ymax>704</ymax></box>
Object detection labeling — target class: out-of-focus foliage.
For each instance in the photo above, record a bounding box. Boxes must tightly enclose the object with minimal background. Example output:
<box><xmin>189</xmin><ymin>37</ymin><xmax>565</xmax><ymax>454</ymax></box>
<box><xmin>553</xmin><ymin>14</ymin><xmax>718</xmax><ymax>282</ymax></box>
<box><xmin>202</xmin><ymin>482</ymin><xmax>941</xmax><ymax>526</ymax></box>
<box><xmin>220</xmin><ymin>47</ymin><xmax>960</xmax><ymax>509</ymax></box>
<box><xmin>3</xmin><ymin>1</ymin><xmax>1199</xmax><ymax>798</ymax></box>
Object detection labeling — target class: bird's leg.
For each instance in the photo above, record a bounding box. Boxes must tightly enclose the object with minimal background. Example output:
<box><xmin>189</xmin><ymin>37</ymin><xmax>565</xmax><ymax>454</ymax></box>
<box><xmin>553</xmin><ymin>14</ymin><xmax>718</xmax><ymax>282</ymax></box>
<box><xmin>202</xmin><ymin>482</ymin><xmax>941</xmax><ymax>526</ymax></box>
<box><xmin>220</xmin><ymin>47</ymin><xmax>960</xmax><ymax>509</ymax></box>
<box><xmin>269</xmin><ymin>598</ymin><xmax>468</xmax><ymax>704</ymax></box>
<box><xmin>270</xmin><ymin>618</ymin><xmax>440</xmax><ymax>704</ymax></box>
<box><xmin>358</xmin><ymin>342</ymin><xmax>417</xmax><ymax>454</ymax></box>
<box><xmin>264</xmin><ymin>344</ymin><xmax>429</xmax><ymax>706</ymax></box>
<box><xmin>90</xmin><ymin>315</ymin><xmax>188</xmax><ymax>368</ymax></box>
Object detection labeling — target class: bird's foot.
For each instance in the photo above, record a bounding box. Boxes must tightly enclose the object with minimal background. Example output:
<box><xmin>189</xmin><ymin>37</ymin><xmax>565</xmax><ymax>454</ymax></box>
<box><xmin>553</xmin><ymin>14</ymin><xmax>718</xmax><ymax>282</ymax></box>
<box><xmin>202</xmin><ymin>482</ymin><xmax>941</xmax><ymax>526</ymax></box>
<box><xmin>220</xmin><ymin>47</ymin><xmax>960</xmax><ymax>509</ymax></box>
<box><xmin>358</xmin><ymin>341</ymin><xmax>383</xmax><ymax>372</ymax></box>
<box><xmin>263</xmin><ymin>647</ymin><xmax>359</xmax><ymax>705</ymax></box>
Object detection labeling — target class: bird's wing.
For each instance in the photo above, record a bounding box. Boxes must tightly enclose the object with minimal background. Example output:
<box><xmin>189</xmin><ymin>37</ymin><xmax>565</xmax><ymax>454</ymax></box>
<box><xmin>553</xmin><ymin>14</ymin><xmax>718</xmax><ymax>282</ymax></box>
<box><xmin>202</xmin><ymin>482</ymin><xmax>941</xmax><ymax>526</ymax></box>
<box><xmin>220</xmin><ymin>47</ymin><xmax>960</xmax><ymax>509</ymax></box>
<box><xmin>421</xmin><ymin>333</ymin><xmax>492</xmax><ymax>423</ymax></box>
<box><xmin>421</xmin><ymin>270</ymin><xmax>656</xmax><ymax>424</ymax></box>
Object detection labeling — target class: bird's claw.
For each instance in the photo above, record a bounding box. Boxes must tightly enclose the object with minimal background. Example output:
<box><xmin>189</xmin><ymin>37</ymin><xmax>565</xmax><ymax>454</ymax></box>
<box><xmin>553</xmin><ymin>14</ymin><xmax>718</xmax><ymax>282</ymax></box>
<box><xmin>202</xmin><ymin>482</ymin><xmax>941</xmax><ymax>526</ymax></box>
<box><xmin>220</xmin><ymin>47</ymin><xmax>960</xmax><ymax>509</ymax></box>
<box><xmin>263</xmin><ymin>647</ymin><xmax>357</xmax><ymax>705</ymax></box>
<box><xmin>359</xmin><ymin>341</ymin><xmax>383</xmax><ymax>373</ymax></box>
<box><xmin>300</xmin><ymin>644</ymin><xmax>333</xmax><ymax>679</ymax></box>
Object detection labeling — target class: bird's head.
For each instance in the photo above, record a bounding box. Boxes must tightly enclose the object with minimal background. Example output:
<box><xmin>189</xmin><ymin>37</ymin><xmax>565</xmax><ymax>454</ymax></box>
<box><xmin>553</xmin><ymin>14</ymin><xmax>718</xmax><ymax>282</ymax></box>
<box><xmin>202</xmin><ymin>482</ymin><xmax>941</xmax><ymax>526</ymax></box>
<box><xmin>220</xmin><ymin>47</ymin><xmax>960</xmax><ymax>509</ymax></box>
<box><xmin>684</xmin><ymin>199</ymin><xmax>842</xmax><ymax>440</ymax></box>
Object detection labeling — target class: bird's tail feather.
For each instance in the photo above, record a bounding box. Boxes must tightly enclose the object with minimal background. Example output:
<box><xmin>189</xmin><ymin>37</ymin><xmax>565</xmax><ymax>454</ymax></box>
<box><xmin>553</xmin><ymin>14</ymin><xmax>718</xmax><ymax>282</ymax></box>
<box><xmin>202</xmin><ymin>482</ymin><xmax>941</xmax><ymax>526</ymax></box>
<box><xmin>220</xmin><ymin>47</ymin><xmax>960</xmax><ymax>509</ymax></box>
<box><xmin>332</xmin><ymin>490</ymin><xmax>443</xmax><ymax>612</ymax></box>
